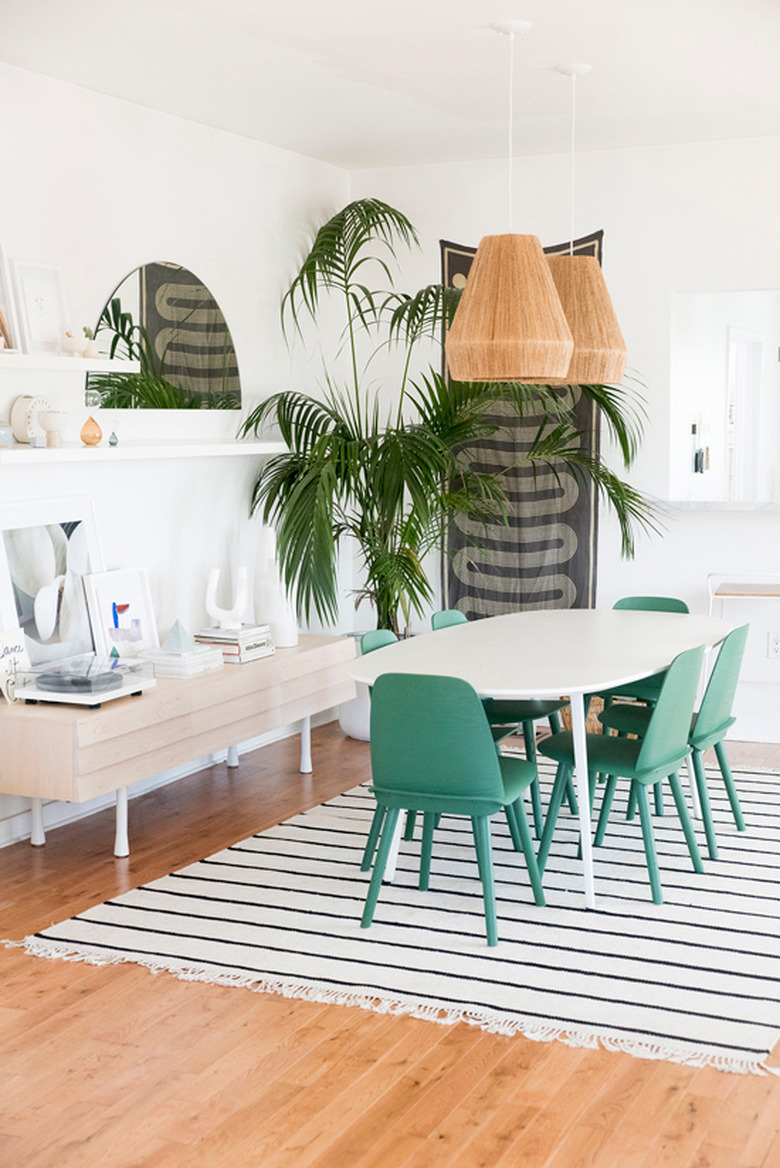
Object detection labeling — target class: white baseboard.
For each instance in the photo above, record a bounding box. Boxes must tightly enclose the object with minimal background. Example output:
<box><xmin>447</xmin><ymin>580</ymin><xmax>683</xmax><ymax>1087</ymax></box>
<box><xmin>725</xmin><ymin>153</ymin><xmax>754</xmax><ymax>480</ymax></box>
<box><xmin>0</xmin><ymin>709</ymin><xmax>339</xmax><ymax>851</ymax></box>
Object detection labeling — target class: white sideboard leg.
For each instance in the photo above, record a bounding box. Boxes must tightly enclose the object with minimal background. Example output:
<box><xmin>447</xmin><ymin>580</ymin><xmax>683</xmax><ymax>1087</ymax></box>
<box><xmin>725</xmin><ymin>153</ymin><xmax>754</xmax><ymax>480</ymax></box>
<box><xmin>226</xmin><ymin>745</ymin><xmax>239</xmax><ymax>768</ymax></box>
<box><xmin>30</xmin><ymin>798</ymin><xmax>45</xmax><ymax>846</ymax></box>
<box><xmin>300</xmin><ymin>716</ymin><xmax>312</xmax><ymax>773</ymax></box>
<box><xmin>114</xmin><ymin>787</ymin><xmax>129</xmax><ymax>857</ymax></box>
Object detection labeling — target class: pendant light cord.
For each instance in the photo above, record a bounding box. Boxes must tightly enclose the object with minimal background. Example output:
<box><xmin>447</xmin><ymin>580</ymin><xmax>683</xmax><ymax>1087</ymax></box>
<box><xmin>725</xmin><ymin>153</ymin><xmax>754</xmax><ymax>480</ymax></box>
<box><xmin>569</xmin><ymin>71</ymin><xmax>576</xmax><ymax>255</ymax></box>
<box><xmin>508</xmin><ymin>30</ymin><xmax>515</xmax><ymax>233</ymax></box>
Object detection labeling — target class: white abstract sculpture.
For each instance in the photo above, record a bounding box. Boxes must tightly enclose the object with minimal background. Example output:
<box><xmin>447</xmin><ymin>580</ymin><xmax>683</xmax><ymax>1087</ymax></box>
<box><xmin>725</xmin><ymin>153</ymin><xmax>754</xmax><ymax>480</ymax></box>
<box><xmin>205</xmin><ymin>566</ymin><xmax>248</xmax><ymax>630</ymax></box>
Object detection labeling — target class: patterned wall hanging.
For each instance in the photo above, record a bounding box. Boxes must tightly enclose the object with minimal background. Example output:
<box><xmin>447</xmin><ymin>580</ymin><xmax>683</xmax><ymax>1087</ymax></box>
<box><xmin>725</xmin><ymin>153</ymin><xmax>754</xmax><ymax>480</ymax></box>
<box><xmin>441</xmin><ymin>231</ymin><xmax>603</xmax><ymax>616</ymax></box>
<box><xmin>141</xmin><ymin>263</ymin><xmax>240</xmax><ymax>406</ymax></box>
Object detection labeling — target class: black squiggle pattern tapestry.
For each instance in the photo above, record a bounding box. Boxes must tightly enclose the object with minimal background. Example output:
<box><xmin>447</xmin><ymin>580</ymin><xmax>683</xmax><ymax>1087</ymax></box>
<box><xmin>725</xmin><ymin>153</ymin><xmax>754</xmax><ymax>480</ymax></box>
<box><xmin>441</xmin><ymin>232</ymin><xmax>603</xmax><ymax>615</ymax></box>
<box><xmin>141</xmin><ymin>263</ymin><xmax>240</xmax><ymax>406</ymax></box>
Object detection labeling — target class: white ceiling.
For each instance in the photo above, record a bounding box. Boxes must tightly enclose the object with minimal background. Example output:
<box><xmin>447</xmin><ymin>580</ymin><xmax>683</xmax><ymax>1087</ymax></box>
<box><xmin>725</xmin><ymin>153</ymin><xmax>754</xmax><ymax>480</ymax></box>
<box><xmin>2</xmin><ymin>0</ymin><xmax>779</xmax><ymax>169</ymax></box>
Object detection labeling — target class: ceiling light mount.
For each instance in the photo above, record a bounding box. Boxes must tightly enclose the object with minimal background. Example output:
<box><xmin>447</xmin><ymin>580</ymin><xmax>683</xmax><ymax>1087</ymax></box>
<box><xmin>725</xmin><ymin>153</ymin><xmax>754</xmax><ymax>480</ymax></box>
<box><xmin>491</xmin><ymin>20</ymin><xmax>532</xmax><ymax>36</ymax></box>
<box><xmin>554</xmin><ymin>63</ymin><xmax>592</xmax><ymax>79</ymax></box>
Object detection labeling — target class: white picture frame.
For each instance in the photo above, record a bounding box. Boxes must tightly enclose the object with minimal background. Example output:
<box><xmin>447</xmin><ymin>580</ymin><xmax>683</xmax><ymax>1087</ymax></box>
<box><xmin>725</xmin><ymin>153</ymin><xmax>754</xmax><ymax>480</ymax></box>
<box><xmin>84</xmin><ymin>568</ymin><xmax>159</xmax><ymax>658</ymax></box>
<box><xmin>11</xmin><ymin>260</ymin><xmax>69</xmax><ymax>354</ymax></box>
<box><xmin>0</xmin><ymin>497</ymin><xmax>104</xmax><ymax>667</ymax></box>
<box><xmin>0</xmin><ymin>246</ymin><xmax>21</xmax><ymax>352</ymax></box>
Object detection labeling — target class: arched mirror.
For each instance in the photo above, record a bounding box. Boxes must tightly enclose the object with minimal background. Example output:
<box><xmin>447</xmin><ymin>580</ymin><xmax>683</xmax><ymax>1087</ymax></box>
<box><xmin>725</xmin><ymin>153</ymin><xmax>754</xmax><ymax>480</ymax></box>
<box><xmin>85</xmin><ymin>262</ymin><xmax>240</xmax><ymax>409</ymax></box>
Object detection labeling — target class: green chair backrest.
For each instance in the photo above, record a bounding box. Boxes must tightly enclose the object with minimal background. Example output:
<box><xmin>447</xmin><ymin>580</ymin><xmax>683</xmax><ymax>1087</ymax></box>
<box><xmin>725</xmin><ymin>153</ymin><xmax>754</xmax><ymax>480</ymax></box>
<box><xmin>370</xmin><ymin>673</ymin><xmax>504</xmax><ymax>805</ymax></box>
<box><xmin>635</xmin><ymin>645</ymin><xmax>705</xmax><ymax>777</ymax></box>
<box><xmin>361</xmin><ymin>629</ymin><xmax>398</xmax><ymax>655</ymax></box>
<box><xmin>691</xmin><ymin>624</ymin><xmax>749</xmax><ymax>747</ymax></box>
<box><xmin>431</xmin><ymin>609</ymin><xmax>468</xmax><ymax>631</ymax></box>
<box><xmin>613</xmin><ymin>595</ymin><xmax>689</xmax><ymax>614</ymax></box>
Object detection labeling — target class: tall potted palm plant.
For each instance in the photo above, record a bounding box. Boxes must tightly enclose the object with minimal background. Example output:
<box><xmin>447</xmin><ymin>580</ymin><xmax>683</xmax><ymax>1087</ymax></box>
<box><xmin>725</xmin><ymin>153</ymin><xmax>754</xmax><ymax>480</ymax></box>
<box><xmin>241</xmin><ymin>198</ymin><xmax>655</xmax><ymax>634</ymax></box>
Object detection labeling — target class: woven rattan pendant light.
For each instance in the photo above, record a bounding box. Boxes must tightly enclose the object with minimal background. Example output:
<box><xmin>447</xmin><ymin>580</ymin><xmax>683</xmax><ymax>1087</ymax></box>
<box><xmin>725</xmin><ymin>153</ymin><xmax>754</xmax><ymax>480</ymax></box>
<box><xmin>546</xmin><ymin>64</ymin><xmax>627</xmax><ymax>386</ymax></box>
<box><xmin>445</xmin><ymin>22</ymin><xmax>573</xmax><ymax>383</ymax></box>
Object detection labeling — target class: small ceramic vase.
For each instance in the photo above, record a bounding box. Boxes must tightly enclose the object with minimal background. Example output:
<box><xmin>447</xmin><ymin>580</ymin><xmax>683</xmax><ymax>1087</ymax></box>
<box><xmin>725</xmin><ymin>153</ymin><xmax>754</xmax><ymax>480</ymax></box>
<box><xmin>80</xmin><ymin>416</ymin><xmax>102</xmax><ymax>446</ymax></box>
<box><xmin>62</xmin><ymin>333</ymin><xmax>88</xmax><ymax>358</ymax></box>
<box><xmin>38</xmin><ymin>410</ymin><xmax>69</xmax><ymax>449</ymax></box>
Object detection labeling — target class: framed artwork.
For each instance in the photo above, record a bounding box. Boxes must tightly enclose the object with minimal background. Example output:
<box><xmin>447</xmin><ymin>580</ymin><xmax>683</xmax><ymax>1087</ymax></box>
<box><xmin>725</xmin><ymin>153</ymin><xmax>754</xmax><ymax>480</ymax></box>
<box><xmin>0</xmin><ymin>498</ymin><xmax>104</xmax><ymax>666</ymax></box>
<box><xmin>84</xmin><ymin>568</ymin><xmax>159</xmax><ymax>658</ymax></box>
<box><xmin>0</xmin><ymin>246</ymin><xmax>20</xmax><ymax>351</ymax></box>
<box><xmin>12</xmin><ymin>260</ymin><xmax>69</xmax><ymax>354</ymax></box>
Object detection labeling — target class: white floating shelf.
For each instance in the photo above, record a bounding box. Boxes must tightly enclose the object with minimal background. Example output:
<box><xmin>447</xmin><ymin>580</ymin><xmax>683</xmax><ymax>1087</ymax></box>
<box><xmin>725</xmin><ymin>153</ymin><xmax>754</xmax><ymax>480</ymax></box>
<box><xmin>0</xmin><ymin>353</ymin><xmax>140</xmax><ymax>373</ymax></box>
<box><xmin>0</xmin><ymin>439</ymin><xmax>286</xmax><ymax>465</ymax></box>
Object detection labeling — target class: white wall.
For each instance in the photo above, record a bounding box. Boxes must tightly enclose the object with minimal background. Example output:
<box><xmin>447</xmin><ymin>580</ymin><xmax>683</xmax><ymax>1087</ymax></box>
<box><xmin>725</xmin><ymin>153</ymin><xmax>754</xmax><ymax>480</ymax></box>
<box><xmin>352</xmin><ymin>136</ymin><xmax>780</xmax><ymax>739</ymax></box>
<box><xmin>0</xmin><ymin>63</ymin><xmax>350</xmax><ymax>845</ymax></box>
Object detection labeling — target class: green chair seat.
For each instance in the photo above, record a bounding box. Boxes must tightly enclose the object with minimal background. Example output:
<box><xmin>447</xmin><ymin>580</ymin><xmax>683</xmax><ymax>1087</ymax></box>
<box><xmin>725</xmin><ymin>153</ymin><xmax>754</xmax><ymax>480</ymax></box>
<box><xmin>538</xmin><ymin>645</ymin><xmax>706</xmax><ymax>904</ymax></box>
<box><xmin>361</xmin><ymin>672</ymin><xmax>546</xmax><ymax>946</ymax></box>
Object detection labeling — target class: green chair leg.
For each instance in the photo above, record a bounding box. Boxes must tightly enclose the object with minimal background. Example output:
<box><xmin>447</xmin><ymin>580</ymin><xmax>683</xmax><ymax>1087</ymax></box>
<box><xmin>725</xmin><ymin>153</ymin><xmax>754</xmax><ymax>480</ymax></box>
<box><xmin>522</xmin><ymin>721</ymin><xmax>544</xmax><ymax>839</ymax></box>
<box><xmin>635</xmin><ymin>784</ymin><xmax>663</xmax><ymax>904</ymax></box>
<box><xmin>594</xmin><ymin>774</ymin><xmax>619</xmax><ymax>846</ymax></box>
<box><xmin>668</xmin><ymin>771</ymin><xmax>704</xmax><ymax>873</ymax></box>
<box><xmin>538</xmin><ymin>763</ymin><xmax>571</xmax><ymax>874</ymax></box>
<box><xmin>691</xmin><ymin>749</ymin><xmax>718</xmax><ymax>860</ymax></box>
<box><xmin>504</xmin><ymin>800</ymin><xmax>523</xmax><ymax>852</ymax></box>
<box><xmin>361</xmin><ymin>805</ymin><xmax>385</xmax><ymax>871</ymax></box>
<box><xmin>548</xmin><ymin>711</ymin><xmax>562</xmax><ymax>735</ymax></box>
<box><xmin>565</xmin><ymin>772</ymin><xmax>578</xmax><ymax>815</ymax></box>
<box><xmin>653</xmin><ymin>781</ymin><xmax>664</xmax><ymax>816</ymax></box>
<box><xmin>361</xmin><ymin>807</ymin><xmax>400</xmax><ymax>928</ymax></box>
<box><xmin>419</xmin><ymin>812</ymin><xmax>435</xmax><ymax>890</ymax></box>
<box><xmin>471</xmin><ymin>815</ymin><xmax>498</xmax><ymax>946</ymax></box>
<box><xmin>714</xmin><ymin>741</ymin><xmax>746</xmax><ymax>831</ymax></box>
<box><xmin>627</xmin><ymin>781</ymin><xmax>638</xmax><ymax>820</ymax></box>
<box><xmin>403</xmin><ymin>811</ymin><xmax>417</xmax><ymax>840</ymax></box>
<box><xmin>508</xmin><ymin>799</ymin><xmax>545</xmax><ymax>906</ymax></box>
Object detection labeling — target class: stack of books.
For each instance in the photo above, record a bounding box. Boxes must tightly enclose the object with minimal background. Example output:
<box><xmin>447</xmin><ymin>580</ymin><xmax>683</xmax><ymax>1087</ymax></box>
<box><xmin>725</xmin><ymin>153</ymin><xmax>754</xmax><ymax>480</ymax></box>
<box><xmin>194</xmin><ymin>624</ymin><xmax>275</xmax><ymax>664</ymax></box>
<box><xmin>141</xmin><ymin>619</ymin><xmax>224</xmax><ymax>678</ymax></box>
<box><xmin>142</xmin><ymin>645</ymin><xmax>224</xmax><ymax>678</ymax></box>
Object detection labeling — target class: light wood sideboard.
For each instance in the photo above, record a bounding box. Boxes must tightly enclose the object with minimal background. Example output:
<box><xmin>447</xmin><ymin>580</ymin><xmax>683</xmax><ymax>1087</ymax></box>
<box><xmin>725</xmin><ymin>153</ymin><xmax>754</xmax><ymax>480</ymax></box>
<box><xmin>0</xmin><ymin>634</ymin><xmax>356</xmax><ymax>855</ymax></box>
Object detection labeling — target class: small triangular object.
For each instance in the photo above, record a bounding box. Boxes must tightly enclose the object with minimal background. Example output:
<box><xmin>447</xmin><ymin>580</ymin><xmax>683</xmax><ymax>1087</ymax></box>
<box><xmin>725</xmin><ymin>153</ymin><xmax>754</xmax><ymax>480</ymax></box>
<box><xmin>162</xmin><ymin>620</ymin><xmax>196</xmax><ymax>653</ymax></box>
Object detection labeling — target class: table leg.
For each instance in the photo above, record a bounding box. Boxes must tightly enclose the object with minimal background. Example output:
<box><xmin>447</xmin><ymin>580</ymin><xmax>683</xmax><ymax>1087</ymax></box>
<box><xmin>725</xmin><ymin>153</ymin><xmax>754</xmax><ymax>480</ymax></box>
<box><xmin>300</xmin><ymin>716</ymin><xmax>312</xmax><ymax>773</ymax></box>
<box><xmin>226</xmin><ymin>745</ymin><xmax>239</xmax><ymax>768</ymax></box>
<box><xmin>114</xmin><ymin>787</ymin><xmax>129</xmax><ymax>857</ymax></box>
<box><xmin>383</xmin><ymin>817</ymin><xmax>403</xmax><ymax>882</ymax></box>
<box><xmin>570</xmin><ymin>694</ymin><xmax>596</xmax><ymax>909</ymax></box>
<box><xmin>30</xmin><ymin>798</ymin><xmax>45</xmax><ymax>846</ymax></box>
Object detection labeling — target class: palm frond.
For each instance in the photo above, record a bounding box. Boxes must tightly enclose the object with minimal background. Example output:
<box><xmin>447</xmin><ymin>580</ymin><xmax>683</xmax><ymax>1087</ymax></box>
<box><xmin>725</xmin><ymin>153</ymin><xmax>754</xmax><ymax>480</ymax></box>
<box><xmin>281</xmin><ymin>199</ymin><xmax>418</xmax><ymax>340</ymax></box>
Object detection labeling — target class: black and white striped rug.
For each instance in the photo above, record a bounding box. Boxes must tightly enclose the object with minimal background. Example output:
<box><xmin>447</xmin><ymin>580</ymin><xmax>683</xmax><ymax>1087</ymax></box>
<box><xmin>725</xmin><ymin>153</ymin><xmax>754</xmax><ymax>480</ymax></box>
<box><xmin>22</xmin><ymin>762</ymin><xmax>780</xmax><ymax>1075</ymax></box>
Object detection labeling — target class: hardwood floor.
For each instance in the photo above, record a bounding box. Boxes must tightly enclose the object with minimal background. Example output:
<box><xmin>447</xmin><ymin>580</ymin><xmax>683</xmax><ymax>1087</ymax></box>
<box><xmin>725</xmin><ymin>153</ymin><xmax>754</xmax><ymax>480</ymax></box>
<box><xmin>2</xmin><ymin>725</ymin><xmax>780</xmax><ymax>1168</ymax></box>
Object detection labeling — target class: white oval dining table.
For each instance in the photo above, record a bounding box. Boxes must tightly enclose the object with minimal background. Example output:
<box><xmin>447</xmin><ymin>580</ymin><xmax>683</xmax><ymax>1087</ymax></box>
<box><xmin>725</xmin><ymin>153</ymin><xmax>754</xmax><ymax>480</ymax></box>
<box><xmin>351</xmin><ymin>609</ymin><xmax>734</xmax><ymax>908</ymax></box>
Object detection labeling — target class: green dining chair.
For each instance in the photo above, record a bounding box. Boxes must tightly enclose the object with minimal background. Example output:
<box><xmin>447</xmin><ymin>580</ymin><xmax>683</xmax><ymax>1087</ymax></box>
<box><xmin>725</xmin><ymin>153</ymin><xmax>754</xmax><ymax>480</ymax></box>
<box><xmin>591</xmin><ymin>596</ymin><xmax>691</xmax><ymax>817</ymax></box>
<box><xmin>360</xmin><ymin>629</ymin><xmax>398</xmax><ymax>655</ymax></box>
<box><xmin>430</xmin><ymin>609</ymin><xmax>571</xmax><ymax>837</ymax></box>
<box><xmin>431</xmin><ymin>609</ymin><xmax>467</xmax><ymax>630</ymax></box>
<box><xmin>361</xmin><ymin>672</ymin><xmax>545</xmax><ymax>946</ymax></box>
<box><xmin>537</xmin><ymin>645</ymin><xmax>706</xmax><ymax>904</ymax></box>
<box><xmin>596</xmin><ymin>595</ymin><xmax>690</xmax><ymax>707</ymax></box>
<box><xmin>599</xmin><ymin>624</ymin><xmax>749</xmax><ymax>860</ymax></box>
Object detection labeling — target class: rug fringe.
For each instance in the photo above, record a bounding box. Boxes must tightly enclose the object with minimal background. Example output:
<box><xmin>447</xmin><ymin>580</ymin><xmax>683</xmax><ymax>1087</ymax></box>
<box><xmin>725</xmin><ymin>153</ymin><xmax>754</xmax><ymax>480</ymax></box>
<box><xmin>14</xmin><ymin>935</ymin><xmax>780</xmax><ymax>1078</ymax></box>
